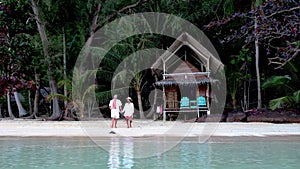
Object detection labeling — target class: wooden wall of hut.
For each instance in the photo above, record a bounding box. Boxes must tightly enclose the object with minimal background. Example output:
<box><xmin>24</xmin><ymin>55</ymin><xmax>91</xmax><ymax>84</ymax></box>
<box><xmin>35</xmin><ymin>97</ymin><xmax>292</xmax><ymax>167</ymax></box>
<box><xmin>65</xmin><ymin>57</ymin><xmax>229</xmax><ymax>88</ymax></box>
<box><xmin>165</xmin><ymin>84</ymin><xmax>209</xmax><ymax>109</ymax></box>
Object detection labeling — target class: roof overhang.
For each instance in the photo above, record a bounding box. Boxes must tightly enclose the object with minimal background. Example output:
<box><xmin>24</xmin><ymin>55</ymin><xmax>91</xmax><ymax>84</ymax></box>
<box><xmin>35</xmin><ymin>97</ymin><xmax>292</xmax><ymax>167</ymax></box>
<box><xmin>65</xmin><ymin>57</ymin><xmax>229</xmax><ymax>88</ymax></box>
<box><xmin>151</xmin><ymin>32</ymin><xmax>223</xmax><ymax>73</ymax></box>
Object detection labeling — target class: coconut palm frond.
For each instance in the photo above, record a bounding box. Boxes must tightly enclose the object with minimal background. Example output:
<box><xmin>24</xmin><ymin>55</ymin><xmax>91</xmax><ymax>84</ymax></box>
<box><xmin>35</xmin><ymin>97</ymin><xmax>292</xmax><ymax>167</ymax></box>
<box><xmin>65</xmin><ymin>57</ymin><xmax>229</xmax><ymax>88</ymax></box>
<box><xmin>262</xmin><ymin>75</ymin><xmax>291</xmax><ymax>89</ymax></box>
<box><xmin>97</xmin><ymin>70</ymin><xmax>114</xmax><ymax>82</ymax></box>
<box><xmin>72</xmin><ymin>68</ymin><xmax>100</xmax><ymax>86</ymax></box>
<box><xmin>48</xmin><ymin>93</ymin><xmax>72</xmax><ymax>102</ymax></box>
<box><xmin>293</xmin><ymin>90</ymin><xmax>300</xmax><ymax>104</ymax></box>
<box><xmin>101</xmin><ymin>57</ymin><xmax>119</xmax><ymax>69</ymax></box>
<box><xmin>82</xmin><ymin>84</ymin><xmax>97</xmax><ymax>102</ymax></box>
<box><xmin>57</xmin><ymin>79</ymin><xmax>72</xmax><ymax>90</ymax></box>
<box><xmin>96</xmin><ymin>87</ymin><xmax>128</xmax><ymax>104</ymax></box>
<box><xmin>95</xmin><ymin>90</ymin><xmax>112</xmax><ymax>104</ymax></box>
<box><xmin>112</xmin><ymin>69</ymin><xmax>135</xmax><ymax>85</ymax></box>
<box><xmin>286</xmin><ymin>61</ymin><xmax>298</xmax><ymax>73</ymax></box>
<box><xmin>269</xmin><ymin>96</ymin><xmax>293</xmax><ymax>110</ymax></box>
<box><xmin>89</xmin><ymin>47</ymin><xmax>108</xmax><ymax>58</ymax></box>
<box><xmin>72</xmin><ymin>67</ymin><xmax>100</xmax><ymax>100</ymax></box>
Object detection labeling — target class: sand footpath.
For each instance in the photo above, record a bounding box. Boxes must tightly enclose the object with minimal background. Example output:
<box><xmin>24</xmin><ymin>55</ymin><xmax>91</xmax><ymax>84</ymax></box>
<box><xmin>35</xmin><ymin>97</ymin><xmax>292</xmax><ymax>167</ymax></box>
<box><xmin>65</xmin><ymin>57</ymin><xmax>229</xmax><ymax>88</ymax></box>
<box><xmin>0</xmin><ymin>119</ymin><xmax>300</xmax><ymax>137</ymax></box>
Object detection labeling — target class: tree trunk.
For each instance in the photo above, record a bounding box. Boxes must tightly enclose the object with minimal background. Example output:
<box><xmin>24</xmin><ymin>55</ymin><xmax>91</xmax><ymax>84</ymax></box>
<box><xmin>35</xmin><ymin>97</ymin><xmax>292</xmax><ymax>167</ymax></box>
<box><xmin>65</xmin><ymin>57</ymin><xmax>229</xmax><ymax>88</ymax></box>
<box><xmin>13</xmin><ymin>92</ymin><xmax>28</xmax><ymax>117</ymax></box>
<box><xmin>79</xmin><ymin>1</ymin><xmax>101</xmax><ymax>74</ymax></box>
<box><xmin>252</xmin><ymin>0</ymin><xmax>262</xmax><ymax>109</ymax></box>
<box><xmin>137</xmin><ymin>91</ymin><xmax>145</xmax><ymax>119</ymax></box>
<box><xmin>231</xmin><ymin>96</ymin><xmax>237</xmax><ymax>110</ymax></box>
<box><xmin>242</xmin><ymin>80</ymin><xmax>250</xmax><ymax>111</ymax></box>
<box><xmin>146</xmin><ymin>88</ymin><xmax>158</xmax><ymax>118</ymax></box>
<box><xmin>33</xmin><ymin>72</ymin><xmax>40</xmax><ymax>118</ymax></box>
<box><xmin>49</xmin><ymin>79</ymin><xmax>62</xmax><ymax>120</ymax></box>
<box><xmin>28</xmin><ymin>90</ymin><xmax>33</xmax><ymax>114</ymax></box>
<box><xmin>0</xmin><ymin>103</ymin><xmax>3</xmax><ymax>118</ymax></box>
<box><xmin>62</xmin><ymin>26</ymin><xmax>67</xmax><ymax>108</ymax></box>
<box><xmin>7</xmin><ymin>93</ymin><xmax>15</xmax><ymax>118</ymax></box>
<box><xmin>146</xmin><ymin>74</ymin><xmax>158</xmax><ymax>118</ymax></box>
<box><xmin>254</xmin><ymin>16</ymin><xmax>262</xmax><ymax>109</ymax></box>
<box><xmin>30</xmin><ymin>0</ymin><xmax>62</xmax><ymax>119</ymax></box>
<box><xmin>247</xmin><ymin>80</ymin><xmax>250</xmax><ymax>109</ymax></box>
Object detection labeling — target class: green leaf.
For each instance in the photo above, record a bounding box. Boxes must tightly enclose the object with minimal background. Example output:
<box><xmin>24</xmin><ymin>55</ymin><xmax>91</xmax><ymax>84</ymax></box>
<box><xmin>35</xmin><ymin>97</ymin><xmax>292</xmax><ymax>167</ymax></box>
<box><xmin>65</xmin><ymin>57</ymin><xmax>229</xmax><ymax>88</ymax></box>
<box><xmin>47</xmin><ymin>93</ymin><xmax>71</xmax><ymax>102</ymax></box>
<box><xmin>293</xmin><ymin>90</ymin><xmax>300</xmax><ymax>104</ymax></box>
<box><xmin>247</xmin><ymin>57</ymin><xmax>252</xmax><ymax>62</ymax></box>
<box><xmin>269</xmin><ymin>96</ymin><xmax>292</xmax><ymax>110</ymax></box>
<box><xmin>262</xmin><ymin>76</ymin><xmax>291</xmax><ymax>89</ymax></box>
<box><xmin>245</xmin><ymin>74</ymin><xmax>251</xmax><ymax>79</ymax></box>
<box><xmin>254</xmin><ymin>0</ymin><xmax>263</xmax><ymax>8</ymax></box>
<box><xmin>286</xmin><ymin>62</ymin><xmax>298</xmax><ymax>73</ymax></box>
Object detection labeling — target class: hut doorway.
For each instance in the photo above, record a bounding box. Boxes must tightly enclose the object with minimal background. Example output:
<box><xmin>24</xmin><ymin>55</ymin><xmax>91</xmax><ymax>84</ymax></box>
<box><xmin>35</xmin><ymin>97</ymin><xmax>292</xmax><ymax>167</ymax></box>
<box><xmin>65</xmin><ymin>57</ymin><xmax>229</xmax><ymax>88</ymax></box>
<box><xmin>166</xmin><ymin>86</ymin><xmax>180</xmax><ymax>109</ymax></box>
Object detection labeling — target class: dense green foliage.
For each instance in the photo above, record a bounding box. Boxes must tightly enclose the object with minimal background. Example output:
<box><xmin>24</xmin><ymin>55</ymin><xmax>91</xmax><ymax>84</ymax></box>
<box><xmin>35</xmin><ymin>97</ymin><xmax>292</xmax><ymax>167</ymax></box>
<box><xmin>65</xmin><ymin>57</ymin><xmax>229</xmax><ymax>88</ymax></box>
<box><xmin>0</xmin><ymin>0</ymin><xmax>299</xmax><ymax>119</ymax></box>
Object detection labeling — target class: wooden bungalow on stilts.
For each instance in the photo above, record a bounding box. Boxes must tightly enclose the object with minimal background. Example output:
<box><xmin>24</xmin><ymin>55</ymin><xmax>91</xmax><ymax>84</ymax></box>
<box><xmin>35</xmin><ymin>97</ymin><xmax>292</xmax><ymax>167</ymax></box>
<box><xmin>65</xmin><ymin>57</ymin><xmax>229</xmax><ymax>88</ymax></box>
<box><xmin>151</xmin><ymin>32</ymin><xmax>223</xmax><ymax>121</ymax></box>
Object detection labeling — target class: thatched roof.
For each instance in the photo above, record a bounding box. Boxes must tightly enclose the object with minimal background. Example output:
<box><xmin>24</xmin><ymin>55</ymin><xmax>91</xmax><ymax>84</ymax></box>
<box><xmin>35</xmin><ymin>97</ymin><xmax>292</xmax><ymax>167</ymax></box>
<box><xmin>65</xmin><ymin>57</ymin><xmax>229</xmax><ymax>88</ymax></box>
<box><xmin>151</xmin><ymin>32</ymin><xmax>223</xmax><ymax>73</ymax></box>
<box><xmin>173</xmin><ymin>61</ymin><xmax>199</xmax><ymax>73</ymax></box>
<box><xmin>155</xmin><ymin>60</ymin><xmax>210</xmax><ymax>86</ymax></box>
<box><xmin>155</xmin><ymin>78</ymin><xmax>210</xmax><ymax>86</ymax></box>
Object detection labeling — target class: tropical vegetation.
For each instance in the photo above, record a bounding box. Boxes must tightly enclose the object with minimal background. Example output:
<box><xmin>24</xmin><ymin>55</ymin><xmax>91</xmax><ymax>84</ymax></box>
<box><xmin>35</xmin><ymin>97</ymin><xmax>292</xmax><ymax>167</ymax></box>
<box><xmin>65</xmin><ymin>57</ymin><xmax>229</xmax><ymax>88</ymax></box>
<box><xmin>0</xmin><ymin>0</ymin><xmax>299</xmax><ymax>120</ymax></box>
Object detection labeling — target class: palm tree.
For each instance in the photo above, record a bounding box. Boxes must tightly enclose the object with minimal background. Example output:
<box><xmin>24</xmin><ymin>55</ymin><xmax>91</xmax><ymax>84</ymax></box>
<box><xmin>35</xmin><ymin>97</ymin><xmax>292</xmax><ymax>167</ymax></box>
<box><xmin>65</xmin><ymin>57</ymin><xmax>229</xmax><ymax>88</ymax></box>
<box><xmin>252</xmin><ymin>0</ymin><xmax>263</xmax><ymax>109</ymax></box>
<box><xmin>6</xmin><ymin>89</ymin><xmax>28</xmax><ymax>118</ymax></box>
<box><xmin>6</xmin><ymin>91</ymin><xmax>15</xmax><ymax>118</ymax></box>
<box><xmin>13</xmin><ymin>90</ymin><xmax>28</xmax><ymax>117</ymax></box>
<box><xmin>262</xmin><ymin>75</ymin><xmax>300</xmax><ymax>110</ymax></box>
<box><xmin>95</xmin><ymin>32</ymin><xmax>156</xmax><ymax>118</ymax></box>
<box><xmin>49</xmin><ymin>67</ymin><xmax>99</xmax><ymax>119</ymax></box>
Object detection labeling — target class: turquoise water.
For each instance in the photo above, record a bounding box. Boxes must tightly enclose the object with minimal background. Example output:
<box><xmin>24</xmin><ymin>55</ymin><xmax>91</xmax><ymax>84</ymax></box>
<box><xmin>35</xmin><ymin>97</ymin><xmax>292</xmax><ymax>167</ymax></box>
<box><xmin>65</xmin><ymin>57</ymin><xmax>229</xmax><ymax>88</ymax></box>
<box><xmin>0</xmin><ymin>137</ymin><xmax>299</xmax><ymax>169</ymax></box>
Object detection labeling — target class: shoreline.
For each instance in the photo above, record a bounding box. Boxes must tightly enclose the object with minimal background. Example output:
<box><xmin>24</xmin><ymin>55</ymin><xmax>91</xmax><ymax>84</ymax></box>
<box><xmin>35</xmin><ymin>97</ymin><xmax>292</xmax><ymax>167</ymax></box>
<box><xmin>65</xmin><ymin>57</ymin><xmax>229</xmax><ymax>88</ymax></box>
<box><xmin>1</xmin><ymin>119</ymin><xmax>300</xmax><ymax>138</ymax></box>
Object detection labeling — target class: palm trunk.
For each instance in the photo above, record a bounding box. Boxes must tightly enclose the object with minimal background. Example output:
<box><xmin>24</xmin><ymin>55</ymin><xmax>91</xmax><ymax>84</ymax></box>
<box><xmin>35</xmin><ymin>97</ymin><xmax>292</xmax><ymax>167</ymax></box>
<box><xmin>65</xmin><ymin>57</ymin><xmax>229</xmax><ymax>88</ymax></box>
<box><xmin>247</xmin><ymin>80</ymin><xmax>250</xmax><ymax>110</ymax></box>
<box><xmin>146</xmin><ymin>74</ymin><xmax>158</xmax><ymax>118</ymax></box>
<box><xmin>7</xmin><ymin>93</ymin><xmax>15</xmax><ymax>118</ymax></box>
<box><xmin>0</xmin><ymin>103</ymin><xmax>2</xmax><ymax>118</ymax></box>
<box><xmin>231</xmin><ymin>96</ymin><xmax>237</xmax><ymax>110</ymax></box>
<box><xmin>28</xmin><ymin>90</ymin><xmax>33</xmax><ymax>114</ymax></box>
<box><xmin>62</xmin><ymin>26</ymin><xmax>67</xmax><ymax>108</ymax></box>
<box><xmin>146</xmin><ymin>88</ymin><xmax>158</xmax><ymax>118</ymax></box>
<box><xmin>137</xmin><ymin>91</ymin><xmax>145</xmax><ymax>119</ymax></box>
<box><xmin>13</xmin><ymin>92</ymin><xmax>27</xmax><ymax>117</ymax></box>
<box><xmin>252</xmin><ymin>0</ymin><xmax>262</xmax><ymax>109</ymax></box>
<box><xmin>254</xmin><ymin>16</ymin><xmax>262</xmax><ymax>109</ymax></box>
<box><xmin>79</xmin><ymin>1</ymin><xmax>101</xmax><ymax>74</ymax></box>
<box><xmin>33</xmin><ymin>72</ymin><xmax>39</xmax><ymax>118</ymax></box>
<box><xmin>31</xmin><ymin>0</ymin><xmax>62</xmax><ymax>119</ymax></box>
<box><xmin>49</xmin><ymin>79</ymin><xmax>62</xmax><ymax>119</ymax></box>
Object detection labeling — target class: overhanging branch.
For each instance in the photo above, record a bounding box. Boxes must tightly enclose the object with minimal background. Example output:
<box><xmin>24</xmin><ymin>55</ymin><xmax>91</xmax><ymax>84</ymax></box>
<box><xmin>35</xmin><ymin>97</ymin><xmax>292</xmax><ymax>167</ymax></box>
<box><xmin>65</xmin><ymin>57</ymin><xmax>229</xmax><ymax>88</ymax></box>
<box><xmin>95</xmin><ymin>0</ymin><xmax>149</xmax><ymax>32</ymax></box>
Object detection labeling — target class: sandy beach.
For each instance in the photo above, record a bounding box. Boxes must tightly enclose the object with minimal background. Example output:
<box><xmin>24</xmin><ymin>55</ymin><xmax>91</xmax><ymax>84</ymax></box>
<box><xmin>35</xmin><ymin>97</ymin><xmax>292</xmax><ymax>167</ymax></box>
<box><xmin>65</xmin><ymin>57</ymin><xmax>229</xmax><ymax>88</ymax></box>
<box><xmin>1</xmin><ymin>119</ymin><xmax>300</xmax><ymax>138</ymax></box>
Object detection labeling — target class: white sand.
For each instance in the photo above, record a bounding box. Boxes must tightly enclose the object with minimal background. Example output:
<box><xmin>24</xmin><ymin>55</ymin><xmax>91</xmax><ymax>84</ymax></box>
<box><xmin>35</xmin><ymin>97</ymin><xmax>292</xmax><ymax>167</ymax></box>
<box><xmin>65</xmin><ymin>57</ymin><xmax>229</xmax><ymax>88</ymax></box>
<box><xmin>0</xmin><ymin>119</ymin><xmax>300</xmax><ymax>137</ymax></box>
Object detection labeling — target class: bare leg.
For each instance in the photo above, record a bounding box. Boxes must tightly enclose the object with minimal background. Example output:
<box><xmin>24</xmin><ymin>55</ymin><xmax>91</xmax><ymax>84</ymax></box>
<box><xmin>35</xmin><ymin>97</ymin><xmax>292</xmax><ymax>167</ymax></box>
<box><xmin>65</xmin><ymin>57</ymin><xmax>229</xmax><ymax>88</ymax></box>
<box><xmin>111</xmin><ymin>118</ymin><xmax>115</xmax><ymax>128</ymax></box>
<box><xmin>130</xmin><ymin>120</ymin><xmax>132</xmax><ymax>128</ymax></box>
<box><xmin>126</xmin><ymin>119</ymin><xmax>129</xmax><ymax>128</ymax></box>
<box><xmin>114</xmin><ymin>119</ymin><xmax>118</xmax><ymax>128</ymax></box>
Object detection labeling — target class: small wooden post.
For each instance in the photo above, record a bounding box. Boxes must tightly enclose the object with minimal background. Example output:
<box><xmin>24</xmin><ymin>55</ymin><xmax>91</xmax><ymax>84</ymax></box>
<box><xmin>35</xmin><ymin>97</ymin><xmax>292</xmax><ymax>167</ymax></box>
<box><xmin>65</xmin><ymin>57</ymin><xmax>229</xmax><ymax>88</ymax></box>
<box><xmin>163</xmin><ymin>60</ymin><xmax>166</xmax><ymax>122</ymax></box>
<box><xmin>207</xmin><ymin>57</ymin><xmax>210</xmax><ymax>115</ymax></box>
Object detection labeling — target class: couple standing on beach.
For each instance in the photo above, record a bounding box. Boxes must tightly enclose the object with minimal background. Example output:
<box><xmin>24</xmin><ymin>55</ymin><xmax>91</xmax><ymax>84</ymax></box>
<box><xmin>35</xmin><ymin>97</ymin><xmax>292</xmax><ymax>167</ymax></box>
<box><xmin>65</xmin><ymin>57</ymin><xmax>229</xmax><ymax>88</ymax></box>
<box><xmin>109</xmin><ymin>94</ymin><xmax>134</xmax><ymax>128</ymax></box>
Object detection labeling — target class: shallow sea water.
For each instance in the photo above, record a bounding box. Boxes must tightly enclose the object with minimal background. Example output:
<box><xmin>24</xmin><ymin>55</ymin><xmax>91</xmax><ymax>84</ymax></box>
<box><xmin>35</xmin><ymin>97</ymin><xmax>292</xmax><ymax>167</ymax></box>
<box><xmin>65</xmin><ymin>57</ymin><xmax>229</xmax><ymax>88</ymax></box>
<box><xmin>0</xmin><ymin>136</ymin><xmax>299</xmax><ymax>169</ymax></box>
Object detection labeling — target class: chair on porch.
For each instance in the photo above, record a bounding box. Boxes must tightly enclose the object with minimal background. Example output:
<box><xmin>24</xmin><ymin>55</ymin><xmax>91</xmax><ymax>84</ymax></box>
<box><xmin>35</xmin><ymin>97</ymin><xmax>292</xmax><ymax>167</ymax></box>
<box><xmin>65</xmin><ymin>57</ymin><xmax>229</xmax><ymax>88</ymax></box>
<box><xmin>197</xmin><ymin>96</ymin><xmax>207</xmax><ymax>108</ymax></box>
<box><xmin>197</xmin><ymin>96</ymin><xmax>208</xmax><ymax>117</ymax></box>
<box><xmin>180</xmin><ymin>97</ymin><xmax>190</xmax><ymax>108</ymax></box>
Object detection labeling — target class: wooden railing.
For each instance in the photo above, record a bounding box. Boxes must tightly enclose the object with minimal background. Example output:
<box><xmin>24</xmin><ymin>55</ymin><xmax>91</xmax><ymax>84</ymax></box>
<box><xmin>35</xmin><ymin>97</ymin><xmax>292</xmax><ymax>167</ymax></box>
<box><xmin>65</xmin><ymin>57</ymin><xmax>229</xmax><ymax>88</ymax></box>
<box><xmin>164</xmin><ymin>97</ymin><xmax>209</xmax><ymax>119</ymax></box>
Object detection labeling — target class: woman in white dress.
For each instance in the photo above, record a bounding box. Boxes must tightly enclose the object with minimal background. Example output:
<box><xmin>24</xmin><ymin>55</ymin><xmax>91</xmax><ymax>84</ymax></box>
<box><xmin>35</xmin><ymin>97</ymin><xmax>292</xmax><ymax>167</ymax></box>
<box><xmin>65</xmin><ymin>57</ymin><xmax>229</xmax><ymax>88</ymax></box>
<box><xmin>122</xmin><ymin>97</ymin><xmax>134</xmax><ymax>128</ymax></box>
